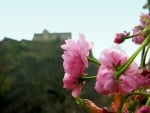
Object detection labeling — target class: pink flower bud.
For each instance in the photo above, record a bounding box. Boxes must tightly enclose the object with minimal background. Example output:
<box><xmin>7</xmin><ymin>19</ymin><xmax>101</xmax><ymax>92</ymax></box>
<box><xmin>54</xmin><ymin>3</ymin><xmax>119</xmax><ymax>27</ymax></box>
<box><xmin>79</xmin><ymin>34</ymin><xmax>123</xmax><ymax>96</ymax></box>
<box><xmin>132</xmin><ymin>26</ymin><xmax>145</xmax><ymax>44</ymax></box>
<box><xmin>114</xmin><ymin>33</ymin><xmax>126</xmax><ymax>44</ymax></box>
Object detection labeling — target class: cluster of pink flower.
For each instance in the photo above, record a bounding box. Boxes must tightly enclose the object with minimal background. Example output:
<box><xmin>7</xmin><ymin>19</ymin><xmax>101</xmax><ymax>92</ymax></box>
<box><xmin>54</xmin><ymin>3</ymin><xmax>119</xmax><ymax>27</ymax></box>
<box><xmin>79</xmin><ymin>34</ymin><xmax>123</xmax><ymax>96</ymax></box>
<box><xmin>95</xmin><ymin>48</ymin><xmax>140</xmax><ymax>95</ymax></box>
<box><xmin>114</xmin><ymin>13</ymin><xmax>150</xmax><ymax>45</ymax></box>
<box><xmin>61</xmin><ymin>13</ymin><xmax>150</xmax><ymax>113</ymax></box>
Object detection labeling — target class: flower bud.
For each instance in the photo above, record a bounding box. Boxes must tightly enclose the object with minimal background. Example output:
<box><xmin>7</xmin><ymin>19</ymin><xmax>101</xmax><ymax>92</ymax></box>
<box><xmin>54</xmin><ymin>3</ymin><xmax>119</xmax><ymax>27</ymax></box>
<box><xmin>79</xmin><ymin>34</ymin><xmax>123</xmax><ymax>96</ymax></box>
<box><xmin>114</xmin><ymin>33</ymin><xmax>126</xmax><ymax>44</ymax></box>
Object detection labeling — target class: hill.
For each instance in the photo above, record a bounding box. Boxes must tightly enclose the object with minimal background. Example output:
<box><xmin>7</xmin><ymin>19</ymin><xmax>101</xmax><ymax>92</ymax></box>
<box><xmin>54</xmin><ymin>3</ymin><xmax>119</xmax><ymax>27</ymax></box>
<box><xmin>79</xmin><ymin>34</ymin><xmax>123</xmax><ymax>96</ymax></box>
<box><xmin>0</xmin><ymin>30</ymin><xmax>111</xmax><ymax>113</ymax></box>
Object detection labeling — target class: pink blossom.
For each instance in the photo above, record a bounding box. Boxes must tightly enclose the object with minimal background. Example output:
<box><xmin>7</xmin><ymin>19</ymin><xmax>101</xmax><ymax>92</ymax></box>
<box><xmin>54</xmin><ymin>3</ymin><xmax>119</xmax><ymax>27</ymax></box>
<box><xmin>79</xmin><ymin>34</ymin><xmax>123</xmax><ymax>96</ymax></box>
<box><xmin>124</xmin><ymin>61</ymin><xmax>140</xmax><ymax>76</ymax></box>
<box><xmin>114</xmin><ymin>33</ymin><xmax>127</xmax><ymax>44</ymax></box>
<box><xmin>137</xmin><ymin>106</ymin><xmax>150</xmax><ymax>113</ymax></box>
<box><xmin>132</xmin><ymin>13</ymin><xmax>150</xmax><ymax>45</ymax></box>
<box><xmin>118</xmin><ymin>75</ymin><xmax>139</xmax><ymax>95</ymax></box>
<box><xmin>95</xmin><ymin>65</ymin><xmax>117</xmax><ymax>94</ymax></box>
<box><xmin>140</xmin><ymin>13</ymin><xmax>150</xmax><ymax>27</ymax></box>
<box><xmin>99</xmin><ymin>47</ymin><xmax>127</xmax><ymax>68</ymax></box>
<box><xmin>63</xmin><ymin>73</ymin><xmax>85</xmax><ymax>97</ymax></box>
<box><xmin>95</xmin><ymin>48</ymin><xmax>140</xmax><ymax>95</ymax></box>
<box><xmin>61</xmin><ymin>34</ymin><xmax>93</xmax><ymax>75</ymax></box>
<box><xmin>137</xmin><ymin>70</ymin><xmax>150</xmax><ymax>88</ymax></box>
<box><xmin>132</xmin><ymin>26</ymin><xmax>145</xmax><ymax>44</ymax></box>
<box><xmin>61</xmin><ymin>34</ymin><xmax>93</xmax><ymax>97</ymax></box>
<box><xmin>118</xmin><ymin>62</ymin><xmax>140</xmax><ymax>95</ymax></box>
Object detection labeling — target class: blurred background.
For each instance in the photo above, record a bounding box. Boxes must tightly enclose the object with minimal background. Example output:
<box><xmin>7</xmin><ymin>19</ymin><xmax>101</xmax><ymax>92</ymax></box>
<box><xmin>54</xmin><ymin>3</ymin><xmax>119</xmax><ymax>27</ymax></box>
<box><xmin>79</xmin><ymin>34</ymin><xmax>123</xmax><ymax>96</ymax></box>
<box><xmin>0</xmin><ymin>0</ymin><xmax>148</xmax><ymax>113</ymax></box>
<box><xmin>0</xmin><ymin>29</ymin><xmax>112</xmax><ymax>113</ymax></box>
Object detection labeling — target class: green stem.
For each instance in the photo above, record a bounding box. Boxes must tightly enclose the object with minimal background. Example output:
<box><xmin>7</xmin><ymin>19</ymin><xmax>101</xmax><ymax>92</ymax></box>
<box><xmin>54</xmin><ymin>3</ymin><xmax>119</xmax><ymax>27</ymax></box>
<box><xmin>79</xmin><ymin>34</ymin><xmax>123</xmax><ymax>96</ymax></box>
<box><xmin>140</xmin><ymin>47</ymin><xmax>146</xmax><ymax>68</ymax></box>
<box><xmin>126</xmin><ymin>32</ymin><xmax>145</xmax><ymax>39</ymax></box>
<box><xmin>125</xmin><ymin>29</ymin><xmax>150</xmax><ymax>40</ymax></box>
<box><xmin>146</xmin><ymin>97</ymin><xmax>150</xmax><ymax>106</ymax></box>
<box><xmin>123</xmin><ymin>29</ymin><xmax>150</xmax><ymax>41</ymax></box>
<box><xmin>88</xmin><ymin>56</ymin><xmax>100</xmax><ymax>65</ymax></box>
<box><xmin>115</xmin><ymin>34</ymin><xmax>150</xmax><ymax>79</ymax></box>
<box><xmin>76</xmin><ymin>97</ymin><xmax>84</xmax><ymax>106</ymax></box>
<box><xmin>117</xmin><ymin>96</ymin><xmax>126</xmax><ymax>113</ymax></box>
<box><xmin>117</xmin><ymin>92</ymin><xmax>150</xmax><ymax>113</ymax></box>
<box><xmin>127</xmin><ymin>92</ymin><xmax>150</xmax><ymax>98</ymax></box>
<box><xmin>79</xmin><ymin>76</ymin><xmax>96</xmax><ymax>81</ymax></box>
<box><xmin>140</xmin><ymin>44</ymin><xmax>150</xmax><ymax>68</ymax></box>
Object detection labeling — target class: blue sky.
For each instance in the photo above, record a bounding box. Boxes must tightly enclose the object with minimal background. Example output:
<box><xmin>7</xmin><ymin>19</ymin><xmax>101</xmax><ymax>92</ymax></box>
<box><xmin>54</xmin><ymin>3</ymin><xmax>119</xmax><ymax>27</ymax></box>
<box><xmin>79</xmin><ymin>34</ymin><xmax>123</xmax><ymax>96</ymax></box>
<box><xmin>0</xmin><ymin>0</ymin><xmax>148</xmax><ymax>59</ymax></box>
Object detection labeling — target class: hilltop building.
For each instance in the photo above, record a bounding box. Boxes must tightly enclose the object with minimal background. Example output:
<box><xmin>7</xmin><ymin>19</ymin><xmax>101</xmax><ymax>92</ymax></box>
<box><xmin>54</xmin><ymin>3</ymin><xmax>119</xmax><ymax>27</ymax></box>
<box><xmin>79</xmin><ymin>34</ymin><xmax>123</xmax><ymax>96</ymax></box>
<box><xmin>33</xmin><ymin>29</ymin><xmax>71</xmax><ymax>42</ymax></box>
